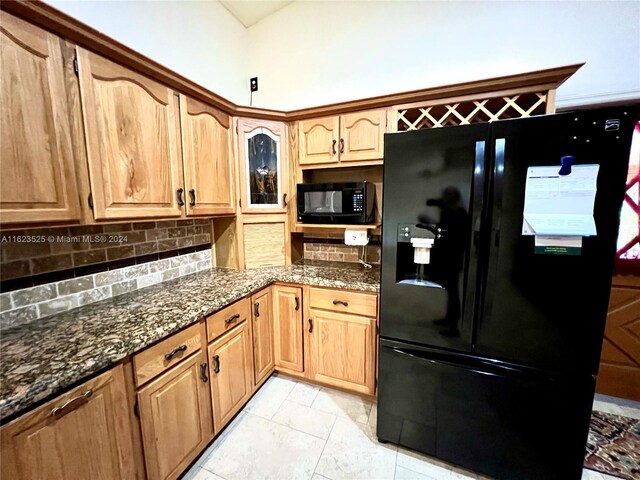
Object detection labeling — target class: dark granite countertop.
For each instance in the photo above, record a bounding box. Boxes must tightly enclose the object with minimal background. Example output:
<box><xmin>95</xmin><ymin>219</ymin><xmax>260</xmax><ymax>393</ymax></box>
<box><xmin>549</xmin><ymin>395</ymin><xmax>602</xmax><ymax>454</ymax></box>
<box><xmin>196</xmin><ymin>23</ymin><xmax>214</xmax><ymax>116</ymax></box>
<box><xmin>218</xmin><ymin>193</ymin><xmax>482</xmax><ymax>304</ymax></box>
<box><xmin>0</xmin><ymin>261</ymin><xmax>379</xmax><ymax>421</ymax></box>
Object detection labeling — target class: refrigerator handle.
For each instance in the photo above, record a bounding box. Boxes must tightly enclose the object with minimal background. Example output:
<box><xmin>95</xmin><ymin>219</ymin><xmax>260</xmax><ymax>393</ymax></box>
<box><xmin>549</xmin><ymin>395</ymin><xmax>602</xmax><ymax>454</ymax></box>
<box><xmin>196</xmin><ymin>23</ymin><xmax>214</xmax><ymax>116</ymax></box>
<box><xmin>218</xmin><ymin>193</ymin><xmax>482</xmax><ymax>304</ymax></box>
<box><xmin>472</xmin><ymin>141</ymin><xmax>486</xmax><ymax>255</ymax></box>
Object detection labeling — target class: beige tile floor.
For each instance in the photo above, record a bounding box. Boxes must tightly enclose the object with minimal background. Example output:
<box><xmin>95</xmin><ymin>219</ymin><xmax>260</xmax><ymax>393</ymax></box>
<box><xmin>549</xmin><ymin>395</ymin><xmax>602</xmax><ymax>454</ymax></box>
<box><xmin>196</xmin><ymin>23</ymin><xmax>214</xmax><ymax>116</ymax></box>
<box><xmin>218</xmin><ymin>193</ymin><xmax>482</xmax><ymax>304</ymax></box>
<box><xmin>181</xmin><ymin>374</ymin><xmax>640</xmax><ymax>480</ymax></box>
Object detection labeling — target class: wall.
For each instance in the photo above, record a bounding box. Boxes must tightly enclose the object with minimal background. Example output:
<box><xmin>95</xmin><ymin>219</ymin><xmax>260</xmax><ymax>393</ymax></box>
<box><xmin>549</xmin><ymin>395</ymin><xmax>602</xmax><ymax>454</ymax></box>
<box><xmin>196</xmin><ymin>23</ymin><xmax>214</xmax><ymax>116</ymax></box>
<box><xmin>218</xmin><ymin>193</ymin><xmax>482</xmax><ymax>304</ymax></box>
<box><xmin>45</xmin><ymin>0</ymin><xmax>250</xmax><ymax>104</ymax></box>
<box><xmin>246</xmin><ymin>1</ymin><xmax>640</xmax><ymax>110</ymax></box>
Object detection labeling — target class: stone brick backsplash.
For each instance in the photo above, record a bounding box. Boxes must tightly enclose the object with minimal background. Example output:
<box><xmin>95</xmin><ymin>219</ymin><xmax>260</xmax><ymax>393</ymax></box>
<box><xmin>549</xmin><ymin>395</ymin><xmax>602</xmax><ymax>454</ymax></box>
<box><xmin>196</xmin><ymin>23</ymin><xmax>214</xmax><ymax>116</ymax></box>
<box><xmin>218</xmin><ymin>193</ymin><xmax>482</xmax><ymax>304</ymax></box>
<box><xmin>0</xmin><ymin>219</ymin><xmax>211</xmax><ymax>289</ymax></box>
<box><xmin>0</xmin><ymin>250</ymin><xmax>212</xmax><ymax>329</ymax></box>
<box><xmin>303</xmin><ymin>242</ymin><xmax>381</xmax><ymax>264</ymax></box>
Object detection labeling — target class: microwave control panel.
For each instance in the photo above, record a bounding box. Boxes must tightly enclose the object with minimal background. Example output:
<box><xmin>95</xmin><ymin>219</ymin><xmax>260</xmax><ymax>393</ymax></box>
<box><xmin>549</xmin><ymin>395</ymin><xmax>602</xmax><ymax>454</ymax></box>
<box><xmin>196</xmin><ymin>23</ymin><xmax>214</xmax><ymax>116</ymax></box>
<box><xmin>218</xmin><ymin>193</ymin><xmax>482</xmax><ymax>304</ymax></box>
<box><xmin>353</xmin><ymin>190</ymin><xmax>364</xmax><ymax>212</ymax></box>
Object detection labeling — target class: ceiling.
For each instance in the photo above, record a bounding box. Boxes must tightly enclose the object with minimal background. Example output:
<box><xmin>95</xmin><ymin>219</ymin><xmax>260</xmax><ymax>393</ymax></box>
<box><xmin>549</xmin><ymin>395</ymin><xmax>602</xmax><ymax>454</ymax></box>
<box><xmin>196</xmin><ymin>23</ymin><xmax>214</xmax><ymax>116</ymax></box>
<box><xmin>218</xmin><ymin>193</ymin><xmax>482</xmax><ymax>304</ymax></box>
<box><xmin>219</xmin><ymin>1</ymin><xmax>294</xmax><ymax>28</ymax></box>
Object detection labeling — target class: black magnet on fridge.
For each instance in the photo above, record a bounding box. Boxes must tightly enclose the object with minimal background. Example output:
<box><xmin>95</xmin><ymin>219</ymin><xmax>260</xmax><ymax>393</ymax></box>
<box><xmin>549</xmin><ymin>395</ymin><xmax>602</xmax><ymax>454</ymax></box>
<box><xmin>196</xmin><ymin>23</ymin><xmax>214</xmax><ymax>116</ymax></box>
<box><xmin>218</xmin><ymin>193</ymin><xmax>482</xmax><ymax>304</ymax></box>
<box><xmin>559</xmin><ymin>155</ymin><xmax>574</xmax><ymax>176</ymax></box>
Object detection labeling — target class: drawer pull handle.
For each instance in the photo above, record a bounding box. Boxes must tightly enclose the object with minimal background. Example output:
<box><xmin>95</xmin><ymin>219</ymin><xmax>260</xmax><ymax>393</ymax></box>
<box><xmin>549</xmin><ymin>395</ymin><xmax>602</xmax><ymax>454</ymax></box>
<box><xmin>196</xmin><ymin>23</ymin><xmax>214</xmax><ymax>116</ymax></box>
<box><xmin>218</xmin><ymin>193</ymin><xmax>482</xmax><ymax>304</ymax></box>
<box><xmin>51</xmin><ymin>389</ymin><xmax>93</xmax><ymax>418</ymax></box>
<box><xmin>295</xmin><ymin>296</ymin><xmax>300</xmax><ymax>311</ymax></box>
<box><xmin>333</xmin><ymin>300</ymin><xmax>349</xmax><ymax>307</ymax></box>
<box><xmin>308</xmin><ymin>318</ymin><xmax>313</xmax><ymax>333</ymax></box>
<box><xmin>212</xmin><ymin>355</ymin><xmax>220</xmax><ymax>374</ymax></box>
<box><xmin>165</xmin><ymin>344</ymin><xmax>187</xmax><ymax>361</ymax></box>
<box><xmin>254</xmin><ymin>302</ymin><xmax>260</xmax><ymax>317</ymax></box>
<box><xmin>200</xmin><ymin>362</ymin><xmax>209</xmax><ymax>383</ymax></box>
<box><xmin>225</xmin><ymin>313</ymin><xmax>240</xmax><ymax>325</ymax></box>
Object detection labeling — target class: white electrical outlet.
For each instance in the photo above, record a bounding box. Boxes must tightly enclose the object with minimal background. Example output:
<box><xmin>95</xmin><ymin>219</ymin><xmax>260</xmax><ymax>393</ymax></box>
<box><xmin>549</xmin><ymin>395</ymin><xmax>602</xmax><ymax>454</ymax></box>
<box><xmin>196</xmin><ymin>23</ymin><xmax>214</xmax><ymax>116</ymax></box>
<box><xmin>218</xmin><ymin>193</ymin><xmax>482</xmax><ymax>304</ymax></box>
<box><xmin>344</xmin><ymin>229</ymin><xmax>369</xmax><ymax>246</ymax></box>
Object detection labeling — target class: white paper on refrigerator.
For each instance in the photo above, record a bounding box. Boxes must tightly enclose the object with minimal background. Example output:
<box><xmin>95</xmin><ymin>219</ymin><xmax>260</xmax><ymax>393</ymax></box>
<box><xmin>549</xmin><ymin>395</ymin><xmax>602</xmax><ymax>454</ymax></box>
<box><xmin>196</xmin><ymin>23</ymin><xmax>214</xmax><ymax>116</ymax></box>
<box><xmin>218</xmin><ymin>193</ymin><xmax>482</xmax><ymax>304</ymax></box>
<box><xmin>522</xmin><ymin>164</ymin><xmax>599</xmax><ymax>236</ymax></box>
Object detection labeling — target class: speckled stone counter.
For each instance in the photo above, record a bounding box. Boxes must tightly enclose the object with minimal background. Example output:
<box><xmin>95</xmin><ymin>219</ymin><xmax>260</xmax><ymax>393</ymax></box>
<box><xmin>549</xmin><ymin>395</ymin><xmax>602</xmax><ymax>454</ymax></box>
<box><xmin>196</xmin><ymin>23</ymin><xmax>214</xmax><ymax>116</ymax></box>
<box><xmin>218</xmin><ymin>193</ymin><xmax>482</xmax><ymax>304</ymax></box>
<box><xmin>0</xmin><ymin>261</ymin><xmax>379</xmax><ymax>421</ymax></box>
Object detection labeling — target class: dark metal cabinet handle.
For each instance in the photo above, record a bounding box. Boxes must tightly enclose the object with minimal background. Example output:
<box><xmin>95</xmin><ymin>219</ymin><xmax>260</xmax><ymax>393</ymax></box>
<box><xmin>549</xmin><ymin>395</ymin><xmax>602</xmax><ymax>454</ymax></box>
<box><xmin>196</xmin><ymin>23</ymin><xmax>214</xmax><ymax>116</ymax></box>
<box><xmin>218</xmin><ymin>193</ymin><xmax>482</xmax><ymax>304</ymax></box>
<box><xmin>189</xmin><ymin>189</ymin><xmax>196</xmax><ymax>206</ymax></box>
<box><xmin>177</xmin><ymin>188</ymin><xmax>185</xmax><ymax>207</ymax></box>
<box><xmin>332</xmin><ymin>139</ymin><xmax>337</xmax><ymax>154</ymax></box>
<box><xmin>51</xmin><ymin>389</ymin><xmax>93</xmax><ymax>418</ymax></box>
<box><xmin>283</xmin><ymin>193</ymin><xmax>288</xmax><ymax>207</ymax></box>
<box><xmin>225</xmin><ymin>313</ymin><xmax>240</xmax><ymax>325</ymax></box>
<box><xmin>200</xmin><ymin>363</ymin><xmax>208</xmax><ymax>382</ymax></box>
<box><xmin>295</xmin><ymin>296</ymin><xmax>300</xmax><ymax>311</ymax></box>
<box><xmin>339</xmin><ymin>138</ymin><xmax>345</xmax><ymax>154</ymax></box>
<box><xmin>254</xmin><ymin>302</ymin><xmax>260</xmax><ymax>317</ymax></box>
<box><xmin>333</xmin><ymin>300</ymin><xmax>349</xmax><ymax>307</ymax></box>
<box><xmin>165</xmin><ymin>344</ymin><xmax>187</xmax><ymax>361</ymax></box>
<box><xmin>212</xmin><ymin>355</ymin><xmax>220</xmax><ymax>374</ymax></box>
<box><xmin>308</xmin><ymin>318</ymin><xmax>313</xmax><ymax>333</ymax></box>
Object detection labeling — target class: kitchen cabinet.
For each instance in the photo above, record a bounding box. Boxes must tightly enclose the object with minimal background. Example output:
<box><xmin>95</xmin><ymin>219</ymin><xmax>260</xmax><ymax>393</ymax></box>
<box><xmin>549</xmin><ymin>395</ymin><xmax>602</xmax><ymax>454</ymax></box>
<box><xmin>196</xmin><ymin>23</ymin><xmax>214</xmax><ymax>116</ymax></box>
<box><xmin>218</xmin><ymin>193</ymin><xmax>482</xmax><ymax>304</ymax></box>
<box><xmin>208</xmin><ymin>321</ymin><xmax>254</xmax><ymax>434</ymax></box>
<box><xmin>236</xmin><ymin>118</ymin><xmax>289</xmax><ymax>214</ymax></box>
<box><xmin>77</xmin><ymin>48</ymin><xmax>184</xmax><ymax>220</ymax></box>
<box><xmin>0</xmin><ymin>365</ymin><xmax>139</xmax><ymax>480</ymax></box>
<box><xmin>251</xmin><ymin>287</ymin><xmax>275</xmax><ymax>385</ymax></box>
<box><xmin>179</xmin><ymin>95</ymin><xmax>235</xmax><ymax>216</ymax></box>
<box><xmin>0</xmin><ymin>12</ymin><xmax>81</xmax><ymax>225</ymax></box>
<box><xmin>298</xmin><ymin>109</ymin><xmax>386</xmax><ymax>167</ymax></box>
<box><xmin>273</xmin><ymin>285</ymin><xmax>304</xmax><ymax>373</ymax></box>
<box><xmin>138</xmin><ymin>350</ymin><xmax>213</xmax><ymax>480</ymax></box>
<box><xmin>241</xmin><ymin>214</ymin><xmax>289</xmax><ymax>269</ymax></box>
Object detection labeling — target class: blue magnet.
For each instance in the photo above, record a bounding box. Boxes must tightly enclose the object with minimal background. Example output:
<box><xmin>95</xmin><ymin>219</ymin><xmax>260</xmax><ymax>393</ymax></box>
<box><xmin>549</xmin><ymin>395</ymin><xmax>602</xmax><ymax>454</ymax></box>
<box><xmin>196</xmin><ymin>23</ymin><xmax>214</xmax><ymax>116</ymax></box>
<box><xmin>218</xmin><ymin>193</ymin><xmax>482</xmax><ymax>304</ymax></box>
<box><xmin>559</xmin><ymin>155</ymin><xmax>574</xmax><ymax>176</ymax></box>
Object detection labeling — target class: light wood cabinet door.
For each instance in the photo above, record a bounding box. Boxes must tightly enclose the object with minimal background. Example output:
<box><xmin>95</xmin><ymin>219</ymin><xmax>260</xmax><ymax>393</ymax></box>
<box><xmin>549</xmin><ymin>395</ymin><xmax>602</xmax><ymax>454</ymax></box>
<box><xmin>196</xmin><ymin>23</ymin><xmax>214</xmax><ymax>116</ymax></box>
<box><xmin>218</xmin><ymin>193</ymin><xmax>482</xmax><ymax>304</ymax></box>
<box><xmin>208</xmin><ymin>321</ymin><xmax>254</xmax><ymax>434</ymax></box>
<box><xmin>252</xmin><ymin>287</ymin><xmax>275</xmax><ymax>384</ymax></box>
<box><xmin>273</xmin><ymin>285</ymin><xmax>304</xmax><ymax>373</ymax></box>
<box><xmin>180</xmin><ymin>95</ymin><xmax>235</xmax><ymax>216</ymax></box>
<box><xmin>138</xmin><ymin>352</ymin><xmax>213</xmax><ymax>480</ymax></box>
<box><xmin>339</xmin><ymin>110</ymin><xmax>386</xmax><ymax>162</ymax></box>
<box><xmin>236</xmin><ymin>118</ymin><xmax>289</xmax><ymax>214</ymax></box>
<box><xmin>0</xmin><ymin>12</ymin><xmax>81</xmax><ymax>224</ymax></box>
<box><xmin>0</xmin><ymin>365</ymin><xmax>138</xmax><ymax>480</ymax></box>
<box><xmin>298</xmin><ymin>116</ymin><xmax>339</xmax><ymax>165</ymax></box>
<box><xmin>77</xmin><ymin>48</ymin><xmax>183</xmax><ymax>220</ymax></box>
<box><xmin>241</xmin><ymin>214</ymin><xmax>288</xmax><ymax>269</ymax></box>
<box><xmin>307</xmin><ymin>308</ymin><xmax>376</xmax><ymax>395</ymax></box>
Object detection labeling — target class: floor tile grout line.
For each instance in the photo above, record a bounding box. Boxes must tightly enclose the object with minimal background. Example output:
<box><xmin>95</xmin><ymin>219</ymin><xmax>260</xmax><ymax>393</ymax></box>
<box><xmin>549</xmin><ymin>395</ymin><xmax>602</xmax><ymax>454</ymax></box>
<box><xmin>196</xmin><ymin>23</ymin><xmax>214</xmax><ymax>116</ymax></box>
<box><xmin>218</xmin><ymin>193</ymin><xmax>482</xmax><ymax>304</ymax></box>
<box><xmin>311</xmin><ymin>414</ymin><xmax>338</xmax><ymax>478</ymax></box>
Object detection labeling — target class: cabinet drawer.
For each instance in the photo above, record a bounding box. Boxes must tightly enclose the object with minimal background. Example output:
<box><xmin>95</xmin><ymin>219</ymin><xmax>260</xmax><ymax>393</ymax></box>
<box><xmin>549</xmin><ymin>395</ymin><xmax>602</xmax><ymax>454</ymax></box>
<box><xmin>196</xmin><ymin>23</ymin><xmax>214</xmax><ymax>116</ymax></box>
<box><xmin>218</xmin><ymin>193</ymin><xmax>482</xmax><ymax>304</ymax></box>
<box><xmin>133</xmin><ymin>323</ymin><xmax>202</xmax><ymax>387</ymax></box>
<box><xmin>309</xmin><ymin>287</ymin><xmax>377</xmax><ymax>317</ymax></box>
<box><xmin>206</xmin><ymin>298</ymin><xmax>250</xmax><ymax>343</ymax></box>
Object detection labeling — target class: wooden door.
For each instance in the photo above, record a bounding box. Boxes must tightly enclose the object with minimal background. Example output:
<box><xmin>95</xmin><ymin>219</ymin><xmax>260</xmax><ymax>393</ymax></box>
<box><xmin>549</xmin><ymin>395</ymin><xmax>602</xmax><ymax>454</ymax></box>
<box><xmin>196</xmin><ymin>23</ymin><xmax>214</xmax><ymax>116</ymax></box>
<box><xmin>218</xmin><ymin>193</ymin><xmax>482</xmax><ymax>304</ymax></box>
<box><xmin>252</xmin><ymin>287</ymin><xmax>275</xmax><ymax>384</ymax></box>
<box><xmin>273</xmin><ymin>285</ymin><xmax>304</xmax><ymax>373</ymax></box>
<box><xmin>307</xmin><ymin>308</ymin><xmax>376</xmax><ymax>395</ymax></box>
<box><xmin>0</xmin><ymin>12</ymin><xmax>81</xmax><ymax>224</ymax></box>
<box><xmin>339</xmin><ymin>110</ymin><xmax>386</xmax><ymax>162</ymax></box>
<box><xmin>236</xmin><ymin>118</ymin><xmax>289</xmax><ymax>214</ymax></box>
<box><xmin>77</xmin><ymin>48</ymin><xmax>183</xmax><ymax>220</ymax></box>
<box><xmin>298</xmin><ymin>116</ymin><xmax>339</xmax><ymax>165</ymax></box>
<box><xmin>138</xmin><ymin>352</ymin><xmax>213</xmax><ymax>480</ymax></box>
<box><xmin>241</xmin><ymin>214</ymin><xmax>288</xmax><ymax>269</ymax></box>
<box><xmin>0</xmin><ymin>365</ymin><xmax>138</xmax><ymax>480</ymax></box>
<box><xmin>596</xmin><ymin>275</ymin><xmax>640</xmax><ymax>401</ymax></box>
<box><xmin>179</xmin><ymin>95</ymin><xmax>235</xmax><ymax>216</ymax></box>
<box><xmin>208</xmin><ymin>322</ymin><xmax>253</xmax><ymax>434</ymax></box>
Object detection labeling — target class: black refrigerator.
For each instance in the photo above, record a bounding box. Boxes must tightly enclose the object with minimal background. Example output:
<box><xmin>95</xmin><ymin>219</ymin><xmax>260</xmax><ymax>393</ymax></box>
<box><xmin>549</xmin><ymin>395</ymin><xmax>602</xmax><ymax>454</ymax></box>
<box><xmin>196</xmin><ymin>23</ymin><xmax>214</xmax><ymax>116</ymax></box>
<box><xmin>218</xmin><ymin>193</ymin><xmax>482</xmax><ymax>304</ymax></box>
<box><xmin>377</xmin><ymin>106</ymin><xmax>637</xmax><ymax>480</ymax></box>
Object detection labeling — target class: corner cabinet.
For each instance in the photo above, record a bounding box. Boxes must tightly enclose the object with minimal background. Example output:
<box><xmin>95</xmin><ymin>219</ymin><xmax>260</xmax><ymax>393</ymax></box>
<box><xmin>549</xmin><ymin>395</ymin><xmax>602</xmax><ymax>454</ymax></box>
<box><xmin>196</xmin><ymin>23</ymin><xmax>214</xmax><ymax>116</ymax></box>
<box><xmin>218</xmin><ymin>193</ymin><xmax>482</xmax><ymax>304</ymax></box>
<box><xmin>0</xmin><ymin>12</ymin><xmax>81</xmax><ymax>225</ymax></box>
<box><xmin>180</xmin><ymin>95</ymin><xmax>235</xmax><ymax>216</ymax></box>
<box><xmin>298</xmin><ymin>109</ymin><xmax>386</xmax><ymax>168</ymax></box>
<box><xmin>77</xmin><ymin>48</ymin><xmax>184</xmax><ymax>220</ymax></box>
<box><xmin>251</xmin><ymin>287</ymin><xmax>275</xmax><ymax>385</ymax></box>
<box><xmin>236</xmin><ymin>119</ymin><xmax>289</xmax><ymax>214</ymax></box>
<box><xmin>0</xmin><ymin>365</ymin><xmax>139</xmax><ymax>479</ymax></box>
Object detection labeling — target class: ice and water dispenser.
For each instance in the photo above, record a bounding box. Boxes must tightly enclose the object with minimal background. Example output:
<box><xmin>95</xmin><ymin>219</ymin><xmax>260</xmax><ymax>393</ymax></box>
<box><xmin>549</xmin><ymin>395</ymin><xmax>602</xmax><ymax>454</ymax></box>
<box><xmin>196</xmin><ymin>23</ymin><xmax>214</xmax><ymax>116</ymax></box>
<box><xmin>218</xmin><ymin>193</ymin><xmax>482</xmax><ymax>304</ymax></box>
<box><xmin>395</xmin><ymin>223</ymin><xmax>444</xmax><ymax>288</ymax></box>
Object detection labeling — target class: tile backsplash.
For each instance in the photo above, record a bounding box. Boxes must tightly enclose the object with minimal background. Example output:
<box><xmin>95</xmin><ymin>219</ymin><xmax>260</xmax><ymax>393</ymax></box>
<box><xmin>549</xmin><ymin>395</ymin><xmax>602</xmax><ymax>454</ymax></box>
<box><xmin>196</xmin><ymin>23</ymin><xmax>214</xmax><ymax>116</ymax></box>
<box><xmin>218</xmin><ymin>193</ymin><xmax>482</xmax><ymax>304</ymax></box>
<box><xmin>303</xmin><ymin>232</ymin><xmax>381</xmax><ymax>265</ymax></box>
<box><xmin>0</xmin><ymin>249</ymin><xmax>212</xmax><ymax>329</ymax></box>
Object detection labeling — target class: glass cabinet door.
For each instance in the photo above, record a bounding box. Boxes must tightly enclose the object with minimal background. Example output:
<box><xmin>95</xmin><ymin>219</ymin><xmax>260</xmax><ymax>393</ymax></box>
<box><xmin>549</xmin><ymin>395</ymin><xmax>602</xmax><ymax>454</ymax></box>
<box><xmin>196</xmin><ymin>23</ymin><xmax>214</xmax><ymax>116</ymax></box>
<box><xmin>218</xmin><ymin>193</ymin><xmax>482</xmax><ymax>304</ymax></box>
<box><xmin>245</xmin><ymin>128</ymin><xmax>281</xmax><ymax>208</ymax></box>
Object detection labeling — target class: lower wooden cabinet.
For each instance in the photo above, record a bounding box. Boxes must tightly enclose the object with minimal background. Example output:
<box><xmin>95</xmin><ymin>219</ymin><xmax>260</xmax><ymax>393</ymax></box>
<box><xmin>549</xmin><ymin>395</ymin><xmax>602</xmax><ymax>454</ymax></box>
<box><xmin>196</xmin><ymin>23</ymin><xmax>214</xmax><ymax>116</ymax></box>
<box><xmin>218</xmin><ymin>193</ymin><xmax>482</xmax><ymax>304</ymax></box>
<box><xmin>0</xmin><ymin>365</ymin><xmax>139</xmax><ymax>480</ymax></box>
<box><xmin>208</xmin><ymin>321</ymin><xmax>254</xmax><ymax>434</ymax></box>
<box><xmin>273</xmin><ymin>285</ymin><xmax>304</xmax><ymax>373</ymax></box>
<box><xmin>138</xmin><ymin>352</ymin><xmax>213</xmax><ymax>480</ymax></box>
<box><xmin>307</xmin><ymin>308</ymin><xmax>377</xmax><ymax>395</ymax></box>
<box><xmin>252</xmin><ymin>287</ymin><xmax>275</xmax><ymax>385</ymax></box>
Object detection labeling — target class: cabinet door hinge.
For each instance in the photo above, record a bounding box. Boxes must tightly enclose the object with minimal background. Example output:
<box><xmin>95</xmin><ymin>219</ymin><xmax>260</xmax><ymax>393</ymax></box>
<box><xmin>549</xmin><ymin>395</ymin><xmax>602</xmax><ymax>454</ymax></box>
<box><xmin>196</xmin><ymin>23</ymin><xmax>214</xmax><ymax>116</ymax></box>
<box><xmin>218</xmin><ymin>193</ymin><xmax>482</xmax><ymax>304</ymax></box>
<box><xmin>87</xmin><ymin>193</ymin><xmax>94</xmax><ymax>210</ymax></box>
<box><xmin>73</xmin><ymin>55</ymin><xmax>79</xmax><ymax>77</ymax></box>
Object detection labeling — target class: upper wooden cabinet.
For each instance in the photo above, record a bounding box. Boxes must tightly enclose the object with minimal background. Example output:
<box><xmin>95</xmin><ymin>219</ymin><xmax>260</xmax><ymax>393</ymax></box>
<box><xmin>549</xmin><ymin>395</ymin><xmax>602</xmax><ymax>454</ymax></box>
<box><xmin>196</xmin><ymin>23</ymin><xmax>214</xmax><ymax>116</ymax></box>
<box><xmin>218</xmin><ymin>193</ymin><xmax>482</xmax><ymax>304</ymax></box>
<box><xmin>298</xmin><ymin>109</ymin><xmax>387</xmax><ymax>168</ymax></box>
<box><xmin>251</xmin><ymin>287</ymin><xmax>275</xmax><ymax>385</ymax></box>
<box><xmin>179</xmin><ymin>95</ymin><xmax>235</xmax><ymax>216</ymax></box>
<box><xmin>236</xmin><ymin>119</ymin><xmax>289</xmax><ymax>214</ymax></box>
<box><xmin>273</xmin><ymin>285</ymin><xmax>304</xmax><ymax>373</ymax></box>
<box><xmin>0</xmin><ymin>12</ymin><xmax>81</xmax><ymax>225</ymax></box>
<box><xmin>0</xmin><ymin>365</ymin><xmax>139</xmax><ymax>479</ymax></box>
<box><xmin>298</xmin><ymin>116</ymin><xmax>339</xmax><ymax>165</ymax></box>
<box><xmin>77</xmin><ymin>48</ymin><xmax>184</xmax><ymax>220</ymax></box>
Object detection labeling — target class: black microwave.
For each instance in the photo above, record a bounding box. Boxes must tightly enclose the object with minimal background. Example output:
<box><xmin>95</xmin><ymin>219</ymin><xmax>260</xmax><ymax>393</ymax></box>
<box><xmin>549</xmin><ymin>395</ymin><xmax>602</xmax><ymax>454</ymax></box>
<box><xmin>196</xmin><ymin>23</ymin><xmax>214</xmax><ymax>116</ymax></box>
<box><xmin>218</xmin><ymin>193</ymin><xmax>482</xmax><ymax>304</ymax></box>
<box><xmin>297</xmin><ymin>182</ymin><xmax>375</xmax><ymax>224</ymax></box>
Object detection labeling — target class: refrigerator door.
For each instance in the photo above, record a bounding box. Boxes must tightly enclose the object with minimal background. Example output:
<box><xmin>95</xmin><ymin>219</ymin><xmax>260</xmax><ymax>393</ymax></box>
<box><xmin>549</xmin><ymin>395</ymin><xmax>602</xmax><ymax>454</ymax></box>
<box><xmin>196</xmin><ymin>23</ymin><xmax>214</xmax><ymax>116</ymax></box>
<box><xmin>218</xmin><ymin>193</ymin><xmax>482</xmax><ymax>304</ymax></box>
<box><xmin>380</xmin><ymin>124</ymin><xmax>490</xmax><ymax>352</ymax></box>
<box><xmin>478</xmin><ymin>107</ymin><xmax>636</xmax><ymax>373</ymax></box>
<box><xmin>377</xmin><ymin>339</ymin><xmax>594</xmax><ymax>480</ymax></box>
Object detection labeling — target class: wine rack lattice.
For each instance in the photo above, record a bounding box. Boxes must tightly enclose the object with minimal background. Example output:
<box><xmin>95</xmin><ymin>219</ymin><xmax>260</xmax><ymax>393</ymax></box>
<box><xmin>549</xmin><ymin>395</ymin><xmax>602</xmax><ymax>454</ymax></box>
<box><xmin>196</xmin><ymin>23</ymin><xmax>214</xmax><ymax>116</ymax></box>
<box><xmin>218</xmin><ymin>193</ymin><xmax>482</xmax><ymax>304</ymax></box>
<box><xmin>397</xmin><ymin>92</ymin><xmax>548</xmax><ymax>131</ymax></box>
